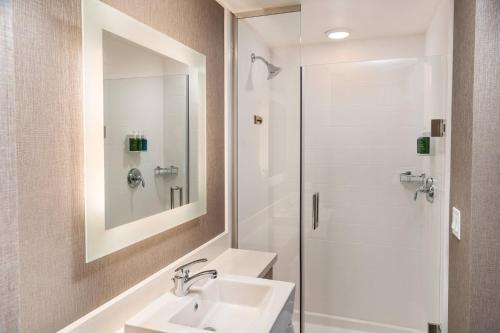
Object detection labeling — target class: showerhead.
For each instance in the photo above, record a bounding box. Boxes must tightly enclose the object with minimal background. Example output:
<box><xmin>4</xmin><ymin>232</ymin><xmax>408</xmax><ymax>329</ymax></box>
<box><xmin>266</xmin><ymin>63</ymin><xmax>282</xmax><ymax>80</ymax></box>
<box><xmin>251</xmin><ymin>53</ymin><xmax>282</xmax><ymax>80</ymax></box>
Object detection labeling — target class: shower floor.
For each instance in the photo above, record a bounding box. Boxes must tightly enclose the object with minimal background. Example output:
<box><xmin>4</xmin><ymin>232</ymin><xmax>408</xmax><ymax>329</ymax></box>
<box><xmin>295</xmin><ymin>322</ymin><xmax>369</xmax><ymax>333</ymax></box>
<box><xmin>293</xmin><ymin>314</ymin><xmax>423</xmax><ymax>333</ymax></box>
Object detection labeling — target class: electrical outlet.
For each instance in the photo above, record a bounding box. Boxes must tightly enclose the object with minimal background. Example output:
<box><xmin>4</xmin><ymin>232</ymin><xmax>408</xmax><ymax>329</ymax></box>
<box><xmin>452</xmin><ymin>207</ymin><xmax>461</xmax><ymax>240</ymax></box>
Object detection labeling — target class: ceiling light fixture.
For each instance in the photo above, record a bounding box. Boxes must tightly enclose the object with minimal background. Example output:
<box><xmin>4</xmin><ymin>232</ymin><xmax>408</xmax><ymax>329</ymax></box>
<box><xmin>325</xmin><ymin>29</ymin><xmax>351</xmax><ymax>40</ymax></box>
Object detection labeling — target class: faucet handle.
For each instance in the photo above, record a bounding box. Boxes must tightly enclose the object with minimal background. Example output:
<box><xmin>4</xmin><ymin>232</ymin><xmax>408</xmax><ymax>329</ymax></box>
<box><xmin>174</xmin><ymin>258</ymin><xmax>208</xmax><ymax>277</ymax></box>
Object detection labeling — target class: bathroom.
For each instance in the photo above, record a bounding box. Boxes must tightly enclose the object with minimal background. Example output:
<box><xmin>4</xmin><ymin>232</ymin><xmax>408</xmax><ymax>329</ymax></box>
<box><xmin>0</xmin><ymin>0</ymin><xmax>498</xmax><ymax>333</ymax></box>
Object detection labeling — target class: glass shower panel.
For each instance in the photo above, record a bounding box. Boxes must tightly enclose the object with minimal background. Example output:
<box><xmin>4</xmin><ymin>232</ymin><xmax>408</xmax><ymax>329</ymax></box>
<box><xmin>302</xmin><ymin>57</ymin><xmax>445</xmax><ymax>333</ymax></box>
<box><xmin>236</xmin><ymin>11</ymin><xmax>302</xmax><ymax>330</ymax></box>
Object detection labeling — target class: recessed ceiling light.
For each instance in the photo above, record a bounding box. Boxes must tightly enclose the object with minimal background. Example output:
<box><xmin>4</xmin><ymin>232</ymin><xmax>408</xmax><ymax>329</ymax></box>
<box><xmin>325</xmin><ymin>29</ymin><xmax>350</xmax><ymax>40</ymax></box>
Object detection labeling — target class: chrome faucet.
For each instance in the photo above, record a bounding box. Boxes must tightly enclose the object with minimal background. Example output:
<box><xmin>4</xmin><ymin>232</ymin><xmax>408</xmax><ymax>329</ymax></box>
<box><xmin>172</xmin><ymin>258</ymin><xmax>217</xmax><ymax>297</ymax></box>
<box><xmin>414</xmin><ymin>177</ymin><xmax>435</xmax><ymax>203</ymax></box>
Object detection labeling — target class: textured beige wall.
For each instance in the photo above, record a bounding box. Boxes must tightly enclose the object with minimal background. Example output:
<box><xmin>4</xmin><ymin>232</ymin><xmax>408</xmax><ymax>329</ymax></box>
<box><xmin>449</xmin><ymin>0</ymin><xmax>500</xmax><ymax>332</ymax></box>
<box><xmin>469</xmin><ymin>0</ymin><xmax>500</xmax><ymax>330</ymax></box>
<box><xmin>0</xmin><ymin>0</ymin><xmax>20</xmax><ymax>331</ymax></box>
<box><xmin>449</xmin><ymin>1</ymin><xmax>475</xmax><ymax>332</ymax></box>
<box><xmin>11</xmin><ymin>1</ymin><xmax>225</xmax><ymax>332</ymax></box>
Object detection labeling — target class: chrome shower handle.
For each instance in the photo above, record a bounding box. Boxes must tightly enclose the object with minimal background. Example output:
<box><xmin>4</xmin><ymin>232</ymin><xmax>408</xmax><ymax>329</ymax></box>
<box><xmin>127</xmin><ymin>168</ymin><xmax>145</xmax><ymax>188</ymax></box>
<box><xmin>312</xmin><ymin>192</ymin><xmax>320</xmax><ymax>230</ymax></box>
<box><xmin>414</xmin><ymin>177</ymin><xmax>435</xmax><ymax>203</ymax></box>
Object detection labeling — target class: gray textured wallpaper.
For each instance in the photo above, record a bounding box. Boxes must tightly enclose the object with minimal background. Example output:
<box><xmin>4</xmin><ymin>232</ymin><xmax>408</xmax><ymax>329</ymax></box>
<box><xmin>469</xmin><ymin>0</ymin><xmax>500</xmax><ymax>330</ymax></box>
<box><xmin>449</xmin><ymin>0</ymin><xmax>476</xmax><ymax>332</ymax></box>
<box><xmin>0</xmin><ymin>0</ymin><xmax>20</xmax><ymax>331</ymax></box>
<box><xmin>11</xmin><ymin>0</ymin><xmax>225</xmax><ymax>331</ymax></box>
<box><xmin>449</xmin><ymin>0</ymin><xmax>500</xmax><ymax>332</ymax></box>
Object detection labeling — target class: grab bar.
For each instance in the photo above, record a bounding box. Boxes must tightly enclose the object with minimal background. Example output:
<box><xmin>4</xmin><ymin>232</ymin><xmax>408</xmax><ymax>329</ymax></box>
<box><xmin>155</xmin><ymin>165</ymin><xmax>179</xmax><ymax>176</ymax></box>
<box><xmin>170</xmin><ymin>186</ymin><xmax>184</xmax><ymax>209</ymax></box>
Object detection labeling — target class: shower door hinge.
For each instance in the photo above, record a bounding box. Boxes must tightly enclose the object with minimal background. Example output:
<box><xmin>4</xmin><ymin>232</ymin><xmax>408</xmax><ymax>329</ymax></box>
<box><xmin>428</xmin><ymin>323</ymin><xmax>441</xmax><ymax>333</ymax></box>
<box><xmin>431</xmin><ymin>119</ymin><xmax>446</xmax><ymax>137</ymax></box>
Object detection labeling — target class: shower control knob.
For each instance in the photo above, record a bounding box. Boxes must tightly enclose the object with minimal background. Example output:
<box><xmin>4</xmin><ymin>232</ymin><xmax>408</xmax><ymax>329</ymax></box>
<box><xmin>127</xmin><ymin>168</ymin><xmax>145</xmax><ymax>188</ymax></box>
<box><xmin>414</xmin><ymin>176</ymin><xmax>435</xmax><ymax>203</ymax></box>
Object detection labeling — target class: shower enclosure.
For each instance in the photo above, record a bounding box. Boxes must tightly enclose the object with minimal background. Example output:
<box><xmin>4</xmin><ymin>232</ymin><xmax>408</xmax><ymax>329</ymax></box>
<box><xmin>234</xmin><ymin>8</ymin><xmax>448</xmax><ymax>333</ymax></box>
<box><xmin>301</xmin><ymin>56</ymin><xmax>447</xmax><ymax>333</ymax></box>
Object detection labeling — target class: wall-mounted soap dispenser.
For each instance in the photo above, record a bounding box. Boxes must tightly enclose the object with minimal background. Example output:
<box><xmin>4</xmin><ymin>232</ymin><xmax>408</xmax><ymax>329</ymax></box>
<box><xmin>140</xmin><ymin>131</ymin><xmax>147</xmax><ymax>151</ymax></box>
<box><xmin>129</xmin><ymin>131</ymin><xmax>139</xmax><ymax>151</ymax></box>
<box><xmin>128</xmin><ymin>130</ymin><xmax>148</xmax><ymax>152</ymax></box>
<box><xmin>417</xmin><ymin>136</ymin><xmax>430</xmax><ymax>155</ymax></box>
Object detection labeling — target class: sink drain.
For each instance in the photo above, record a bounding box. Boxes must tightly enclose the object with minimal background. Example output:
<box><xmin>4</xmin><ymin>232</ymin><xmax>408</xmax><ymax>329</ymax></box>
<box><xmin>203</xmin><ymin>327</ymin><xmax>216</xmax><ymax>332</ymax></box>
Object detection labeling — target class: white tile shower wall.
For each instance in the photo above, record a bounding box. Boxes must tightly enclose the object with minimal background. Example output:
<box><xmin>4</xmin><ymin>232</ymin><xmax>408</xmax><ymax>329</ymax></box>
<box><xmin>163</xmin><ymin>75</ymin><xmax>189</xmax><ymax>205</ymax></box>
<box><xmin>423</xmin><ymin>0</ymin><xmax>452</xmax><ymax>326</ymax></box>
<box><xmin>237</xmin><ymin>20</ymin><xmax>272</xmax><ymax>259</ymax></box>
<box><xmin>237</xmin><ymin>16</ymin><xmax>301</xmax><ymax>307</ymax></box>
<box><xmin>419</xmin><ymin>56</ymin><xmax>448</xmax><ymax>325</ymax></box>
<box><xmin>303</xmin><ymin>58</ymin><xmax>436</xmax><ymax>331</ymax></box>
<box><xmin>188</xmin><ymin>76</ymin><xmax>200</xmax><ymax>204</ymax></box>
<box><xmin>104</xmin><ymin>77</ymin><xmax>167</xmax><ymax>229</ymax></box>
<box><xmin>425</xmin><ymin>0</ymin><xmax>451</xmax><ymax>58</ymax></box>
<box><xmin>267</xmin><ymin>45</ymin><xmax>301</xmax><ymax>302</ymax></box>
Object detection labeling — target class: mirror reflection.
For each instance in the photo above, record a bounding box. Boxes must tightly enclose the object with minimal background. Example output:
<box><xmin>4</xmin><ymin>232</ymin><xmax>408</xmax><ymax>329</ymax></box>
<box><xmin>103</xmin><ymin>31</ymin><xmax>198</xmax><ymax>230</ymax></box>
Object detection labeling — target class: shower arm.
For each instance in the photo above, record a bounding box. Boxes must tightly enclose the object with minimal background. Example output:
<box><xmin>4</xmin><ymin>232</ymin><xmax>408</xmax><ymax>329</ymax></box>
<box><xmin>251</xmin><ymin>53</ymin><xmax>270</xmax><ymax>66</ymax></box>
<box><xmin>251</xmin><ymin>53</ymin><xmax>282</xmax><ymax>80</ymax></box>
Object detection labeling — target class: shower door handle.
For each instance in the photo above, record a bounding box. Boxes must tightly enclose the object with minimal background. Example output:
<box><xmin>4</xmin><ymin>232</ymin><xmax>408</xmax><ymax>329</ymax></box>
<box><xmin>312</xmin><ymin>192</ymin><xmax>319</xmax><ymax>230</ymax></box>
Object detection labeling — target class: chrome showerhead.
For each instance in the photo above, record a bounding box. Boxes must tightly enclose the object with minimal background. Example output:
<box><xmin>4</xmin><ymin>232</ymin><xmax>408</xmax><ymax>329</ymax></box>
<box><xmin>266</xmin><ymin>63</ymin><xmax>282</xmax><ymax>79</ymax></box>
<box><xmin>251</xmin><ymin>53</ymin><xmax>282</xmax><ymax>80</ymax></box>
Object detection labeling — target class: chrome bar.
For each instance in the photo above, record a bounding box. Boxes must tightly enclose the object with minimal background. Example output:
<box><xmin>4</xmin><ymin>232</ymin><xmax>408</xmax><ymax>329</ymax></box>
<box><xmin>170</xmin><ymin>187</ymin><xmax>176</xmax><ymax>209</ymax></box>
<box><xmin>312</xmin><ymin>192</ymin><xmax>319</xmax><ymax>230</ymax></box>
<box><xmin>186</xmin><ymin>75</ymin><xmax>190</xmax><ymax>203</ymax></box>
<box><xmin>400</xmin><ymin>171</ymin><xmax>425</xmax><ymax>184</ymax></box>
<box><xmin>231</xmin><ymin>13</ymin><xmax>239</xmax><ymax>248</ymax></box>
<box><xmin>155</xmin><ymin>165</ymin><xmax>178</xmax><ymax>176</ymax></box>
<box><xmin>170</xmin><ymin>186</ymin><xmax>184</xmax><ymax>209</ymax></box>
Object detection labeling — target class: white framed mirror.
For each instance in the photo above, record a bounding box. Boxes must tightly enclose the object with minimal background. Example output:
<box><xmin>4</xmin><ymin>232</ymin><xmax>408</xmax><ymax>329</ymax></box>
<box><xmin>83</xmin><ymin>0</ymin><xmax>206</xmax><ymax>262</ymax></box>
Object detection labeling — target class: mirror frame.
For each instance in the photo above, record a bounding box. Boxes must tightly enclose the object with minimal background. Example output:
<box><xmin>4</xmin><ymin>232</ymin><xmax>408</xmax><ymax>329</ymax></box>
<box><xmin>83</xmin><ymin>0</ymin><xmax>207</xmax><ymax>262</ymax></box>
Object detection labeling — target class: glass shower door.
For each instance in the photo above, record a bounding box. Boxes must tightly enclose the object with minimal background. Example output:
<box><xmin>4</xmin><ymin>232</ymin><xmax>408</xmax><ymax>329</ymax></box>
<box><xmin>235</xmin><ymin>11</ymin><xmax>302</xmax><ymax>332</ymax></box>
<box><xmin>302</xmin><ymin>57</ymin><xmax>446</xmax><ymax>333</ymax></box>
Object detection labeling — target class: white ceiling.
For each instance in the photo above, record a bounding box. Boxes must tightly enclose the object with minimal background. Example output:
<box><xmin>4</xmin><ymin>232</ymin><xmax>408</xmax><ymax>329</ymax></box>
<box><xmin>301</xmin><ymin>0</ymin><xmax>441</xmax><ymax>44</ymax></box>
<box><xmin>221</xmin><ymin>0</ymin><xmax>441</xmax><ymax>45</ymax></box>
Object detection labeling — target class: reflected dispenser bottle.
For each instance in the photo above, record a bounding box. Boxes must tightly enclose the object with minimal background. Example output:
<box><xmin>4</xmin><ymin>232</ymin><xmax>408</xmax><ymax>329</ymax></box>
<box><xmin>129</xmin><ymin>131</ymin><xmax>139</xmax><ymax>151</ymax></box>
<box><xmin>140</xmin><ymin>131</ymin><xmax>147</xmax><ymax>151</ymax></box>
<box><xmin>137</xmin><ymin>131</ymin><xmax>143</xmax><ymax>151</ymax></box>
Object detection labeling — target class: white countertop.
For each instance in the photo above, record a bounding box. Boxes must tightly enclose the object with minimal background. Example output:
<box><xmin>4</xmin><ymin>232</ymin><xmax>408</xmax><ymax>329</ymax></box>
<box><xmin>201</xmin><ymin>248</ymin><xmax>277</xmax><ymax>278</ymax></box>
<box><xmin>59</xmin><ymin>232</ymin><xmax>278</xmax><ymax>333</ymax></box>
<box><xmin>117</xmin><ymin>248</ymin><xmax>277</xmax><ymax>333</ymax></box>
<box><xmin>125</xmin><ymin>274</ymin><xmax>294</xmax><ymax>333</ymax></box>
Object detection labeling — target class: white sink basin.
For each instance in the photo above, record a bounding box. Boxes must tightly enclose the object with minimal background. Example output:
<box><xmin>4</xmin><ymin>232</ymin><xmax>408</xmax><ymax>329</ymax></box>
<box><xmin>125</xmin><ymin>274</ymin><xmax>295</xmax><ymax>333</ymax></box>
